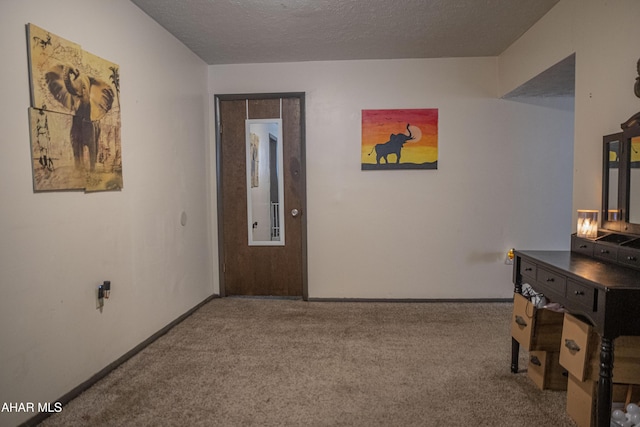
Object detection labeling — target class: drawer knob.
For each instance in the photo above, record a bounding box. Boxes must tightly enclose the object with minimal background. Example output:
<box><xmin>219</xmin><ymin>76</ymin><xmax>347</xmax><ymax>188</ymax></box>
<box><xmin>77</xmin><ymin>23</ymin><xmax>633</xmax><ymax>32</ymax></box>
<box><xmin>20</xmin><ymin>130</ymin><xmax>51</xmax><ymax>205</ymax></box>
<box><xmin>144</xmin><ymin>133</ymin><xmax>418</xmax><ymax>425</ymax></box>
<box><xmin>546</xmin><ymin>278</ymin><xmax>555</xmax><ymax>282</ymax></box>
<box><xmin>564</xmin><ymin>339</ymin><xmax>581</xmax><ymax>352</ymax></box>
<box><xmin>574</xmin><ymin>290</ymin><xmax>585</xmax><ymax>296</ymax></box>
<box><xmin>524</xmin><ymin>267</ymin><xmax>532</xmax><ymax>271</ymax></box>
<box><xmin>530</xmin><ymin>355</ymin><xmax>542</xmax><ymax>366</ymax></box>
<box><xmin>628</xmin><ymin>256</ymin><xmax>637</xmax><ymax>261</ymax></box>
<box><xmin>601</xmin><ymin>249</ymin><xmax>610</xmax><ymax>254</ymax></box>
<box><xmin>514</xmin><ymin>315</ymin><xmax>528</xmax><ymax>327</ymax></box>
<box><xmin>579</xmin><ymin>244</ymin><xmax>588</xmax><ymax>249</ymax></box>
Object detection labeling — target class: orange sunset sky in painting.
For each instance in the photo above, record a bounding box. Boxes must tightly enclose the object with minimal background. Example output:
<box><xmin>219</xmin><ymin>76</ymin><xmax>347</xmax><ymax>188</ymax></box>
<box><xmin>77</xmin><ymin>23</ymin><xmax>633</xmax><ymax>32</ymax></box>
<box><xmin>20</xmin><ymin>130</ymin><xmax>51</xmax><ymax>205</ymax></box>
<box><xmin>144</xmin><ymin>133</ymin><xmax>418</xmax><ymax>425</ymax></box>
<box><xmin>361</xmin><ymin>109</ymin><xmax>438</xmax><ymax>166</ymax></box>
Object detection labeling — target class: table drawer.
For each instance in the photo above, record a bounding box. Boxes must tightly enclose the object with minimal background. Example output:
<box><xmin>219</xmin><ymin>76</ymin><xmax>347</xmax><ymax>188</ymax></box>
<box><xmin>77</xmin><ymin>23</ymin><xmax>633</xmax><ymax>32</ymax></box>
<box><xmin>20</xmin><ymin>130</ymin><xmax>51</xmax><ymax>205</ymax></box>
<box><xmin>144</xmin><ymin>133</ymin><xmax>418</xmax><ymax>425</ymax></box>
<box><xmin>618</xmin><ymin>248</ymin><xmax>640</xmax><ymax>269</ymax></box>
<box><xmin>566</xmin><ymin>373</ymin><xmax>595</xmax><ymax>427</ymax></box>
<box><xmin>594</xmin><ymin>242</ymin><xmax>618</xmax><ymax>261</ymax></box>
<box><xmin>566</xmin><ymin>376</ymin><xmax>639</xmax><ymax>427</ymax></box>
<box><xmin>571</xmin><ymin>235</ymin><xmax>595</xmax><ymax>257</ymax></box>
<box><xmin>536</xmin><ymin>267</ymin><xmax>567</xmax><ymax>299</ymax></box>
<box><xmin>511</xmin><ymin>293</ymin><xmax>564</xmax><ymax>351</ymax></box>
<box><xmin>520</xmin><ymin>259</ymin><xmax>536</xmax><ymax>281</ymax></box>
<box><xmin>560</xmin><ymin>314</ymin><xmax>640</xmax><ymax>384</ymax></box>
<box><xmin>559</xmin><ymin>313</ymin><xmax>595</xmax><ymax>381</ymax></box>
<box><xmin>528</xmin><ymin>350</ymin><xmax>567</xmax><ymax>391</ymax></box>
<box><xmin>566</xmin><ymin>280</ymin><xmax>596</xmax><ymax>313</ymax></box>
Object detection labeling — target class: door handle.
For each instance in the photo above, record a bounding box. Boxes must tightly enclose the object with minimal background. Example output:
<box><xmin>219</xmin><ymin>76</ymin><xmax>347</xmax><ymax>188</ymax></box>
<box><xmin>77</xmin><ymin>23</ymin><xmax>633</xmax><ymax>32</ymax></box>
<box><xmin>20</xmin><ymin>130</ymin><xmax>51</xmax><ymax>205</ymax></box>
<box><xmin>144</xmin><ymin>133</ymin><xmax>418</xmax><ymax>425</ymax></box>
<box><xmin>291</xmin><ymin>208</ymin><xmax>300</xmax><ymax>217</ymax></box>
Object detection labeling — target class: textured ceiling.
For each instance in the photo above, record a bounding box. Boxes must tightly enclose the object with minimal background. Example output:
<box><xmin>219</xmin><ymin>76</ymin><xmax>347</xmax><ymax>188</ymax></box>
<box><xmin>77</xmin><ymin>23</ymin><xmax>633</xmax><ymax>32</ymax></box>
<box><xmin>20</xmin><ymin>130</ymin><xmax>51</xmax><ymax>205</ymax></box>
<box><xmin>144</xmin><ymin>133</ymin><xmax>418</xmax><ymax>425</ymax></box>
<box><xmin>130</xmin><ymin>0</ymin><xmax>560</xmax><ymax>65</ymax></box>
<box><xmin>130</xmin><ymin>0</ymin><xmax>572</xmax><ymax>97</ymax></box>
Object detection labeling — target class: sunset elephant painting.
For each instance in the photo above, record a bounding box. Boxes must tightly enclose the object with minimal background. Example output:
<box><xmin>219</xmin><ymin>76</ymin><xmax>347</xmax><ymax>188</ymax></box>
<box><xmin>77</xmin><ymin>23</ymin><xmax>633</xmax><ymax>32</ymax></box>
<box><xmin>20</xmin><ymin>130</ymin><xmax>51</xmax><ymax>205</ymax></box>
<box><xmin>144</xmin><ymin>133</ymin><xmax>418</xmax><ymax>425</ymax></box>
<box><xmin>361</xmin><ymin>109</ymin><xmax>438</xmax><ymax>170</ymax></box>
<box><xmin>27</xmin><ymin>23</ymin><xmax>122</xmax><ymax>192</ymax></box>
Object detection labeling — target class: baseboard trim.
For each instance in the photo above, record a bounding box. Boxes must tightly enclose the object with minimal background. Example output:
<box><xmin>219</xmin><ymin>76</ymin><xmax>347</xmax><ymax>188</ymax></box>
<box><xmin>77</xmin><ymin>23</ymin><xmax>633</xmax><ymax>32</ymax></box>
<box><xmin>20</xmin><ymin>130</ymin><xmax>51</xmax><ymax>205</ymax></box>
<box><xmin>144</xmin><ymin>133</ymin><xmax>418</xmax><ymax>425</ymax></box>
<box><xmin>19</xmin><ymin>293</ymin><xmax>220</xmax><ymax>427</ymax></box>
<box><xmin>307</xmin><ymin>297</ymin><xmax>513</xmax><ymax>303</ymax></box>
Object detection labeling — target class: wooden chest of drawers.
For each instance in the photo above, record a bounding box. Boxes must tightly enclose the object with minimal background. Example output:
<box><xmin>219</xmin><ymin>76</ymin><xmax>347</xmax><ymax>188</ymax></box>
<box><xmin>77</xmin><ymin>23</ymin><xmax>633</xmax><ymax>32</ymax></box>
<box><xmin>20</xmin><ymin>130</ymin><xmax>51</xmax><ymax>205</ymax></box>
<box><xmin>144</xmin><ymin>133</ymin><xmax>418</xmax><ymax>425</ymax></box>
<box><xmin>511</xmin><ymin>250</ymin><xmax>640</xmax><ymax>427</ymax></box>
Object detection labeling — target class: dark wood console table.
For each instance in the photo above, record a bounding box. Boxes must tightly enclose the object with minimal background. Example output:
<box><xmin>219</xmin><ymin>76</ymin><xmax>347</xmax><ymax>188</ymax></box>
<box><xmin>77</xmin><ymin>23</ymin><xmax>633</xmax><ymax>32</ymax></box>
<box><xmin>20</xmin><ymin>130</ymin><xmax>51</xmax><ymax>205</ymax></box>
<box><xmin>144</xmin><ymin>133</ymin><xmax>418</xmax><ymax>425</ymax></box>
<box><xmin>511</xmin><ymin>250</ymin><xmax>640</xmax><ymax>427</ymax></box>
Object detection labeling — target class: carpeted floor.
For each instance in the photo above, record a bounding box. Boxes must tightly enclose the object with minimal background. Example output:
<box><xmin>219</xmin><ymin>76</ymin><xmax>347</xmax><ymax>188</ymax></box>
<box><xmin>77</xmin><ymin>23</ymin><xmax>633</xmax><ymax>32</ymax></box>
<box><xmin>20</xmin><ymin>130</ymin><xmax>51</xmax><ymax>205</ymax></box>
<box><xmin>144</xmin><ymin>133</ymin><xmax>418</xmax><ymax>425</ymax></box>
<box><xmin>39</xmin><ymin>298</ymin><xmax>575</xmax><ymax>426</ymax></box>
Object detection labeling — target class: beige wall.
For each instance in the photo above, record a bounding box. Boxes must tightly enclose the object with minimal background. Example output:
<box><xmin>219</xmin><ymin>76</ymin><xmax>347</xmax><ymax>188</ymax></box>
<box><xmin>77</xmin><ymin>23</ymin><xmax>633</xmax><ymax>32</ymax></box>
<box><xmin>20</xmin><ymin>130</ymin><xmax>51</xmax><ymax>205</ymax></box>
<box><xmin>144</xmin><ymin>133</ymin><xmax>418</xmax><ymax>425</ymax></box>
<box><xmin>209</xmin><ymin>58</ymin><xmax>574</xmax><ymax>299</ymax></box>
<box><xmin>500</xmin><ymin>0</ymin><xmax>640</xmax><ymax>224</ymax></box>
<box><xmin>0</xmin><ymin>1</ymin><xmax>213</xmax><ymax>425</ymax></box>
<box><xmin>7</xmin><ymin>0</ymin><xmax>633</xmax><ymax>424</ymax></box>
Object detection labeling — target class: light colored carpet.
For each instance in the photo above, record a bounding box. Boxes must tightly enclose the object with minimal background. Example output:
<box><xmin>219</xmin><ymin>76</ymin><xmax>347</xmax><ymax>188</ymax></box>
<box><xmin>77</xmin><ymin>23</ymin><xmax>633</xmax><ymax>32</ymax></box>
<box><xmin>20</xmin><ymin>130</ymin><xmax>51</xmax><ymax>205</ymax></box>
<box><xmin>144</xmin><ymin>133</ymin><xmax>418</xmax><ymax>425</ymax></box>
<box><xmin>39</xmin><ymin>299</ymin><xmax>575</xmax><ymax>426</ymax></box>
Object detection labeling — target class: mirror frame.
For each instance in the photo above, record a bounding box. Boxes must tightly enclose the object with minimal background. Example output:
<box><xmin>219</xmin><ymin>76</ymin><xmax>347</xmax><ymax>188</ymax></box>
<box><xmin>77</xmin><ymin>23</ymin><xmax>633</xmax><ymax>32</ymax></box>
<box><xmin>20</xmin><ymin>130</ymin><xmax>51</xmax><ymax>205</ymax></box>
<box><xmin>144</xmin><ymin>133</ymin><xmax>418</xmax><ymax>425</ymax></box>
<box><xmin>603</xmin><ymin>113</ymin><xmax>640</xmax><ymax>234</ymax></box>
<box><xmin>601</xmin><ymin>132</ymin><xmax>623</xmax><ymax>232</ymax></box>
<box><xmin>620</xmin><ymin>113</ymin><xmax>640</xmax><ymax>234</ymax></box>
<box><xmin>245</xmin><ymin>118</ymin><xmax>285</xmax><ymax>246</ymax></box>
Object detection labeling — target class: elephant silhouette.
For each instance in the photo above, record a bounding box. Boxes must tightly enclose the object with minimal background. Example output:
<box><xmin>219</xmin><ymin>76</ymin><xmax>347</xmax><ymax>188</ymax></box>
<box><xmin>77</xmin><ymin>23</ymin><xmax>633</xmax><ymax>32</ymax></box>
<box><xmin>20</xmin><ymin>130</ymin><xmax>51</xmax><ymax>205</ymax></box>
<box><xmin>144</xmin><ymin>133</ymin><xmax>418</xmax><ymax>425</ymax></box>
<box><xmin>45</xmin><ymin>64</ymin><xmax>115</xmax><ymax>172</ymax></box>
<box><xmin>368</xmin><ymin>123</ymin><xmax>414</xmax><ymax>164</ymax></box>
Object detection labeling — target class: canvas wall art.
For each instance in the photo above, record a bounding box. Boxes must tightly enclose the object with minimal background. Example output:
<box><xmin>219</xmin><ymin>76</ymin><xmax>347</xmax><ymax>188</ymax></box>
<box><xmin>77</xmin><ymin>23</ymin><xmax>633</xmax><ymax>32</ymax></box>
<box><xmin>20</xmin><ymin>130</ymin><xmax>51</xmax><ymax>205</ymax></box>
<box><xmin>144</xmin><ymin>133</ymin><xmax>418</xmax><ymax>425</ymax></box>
<box><xmin>361</xmin><ymin>109</ymin><xmax>438</xmax><ymax>170</ymax></box>
<box><xmin>27</xmin><ymin>23</ymin><xmax>122</xmax><ymax>192</ymax></box>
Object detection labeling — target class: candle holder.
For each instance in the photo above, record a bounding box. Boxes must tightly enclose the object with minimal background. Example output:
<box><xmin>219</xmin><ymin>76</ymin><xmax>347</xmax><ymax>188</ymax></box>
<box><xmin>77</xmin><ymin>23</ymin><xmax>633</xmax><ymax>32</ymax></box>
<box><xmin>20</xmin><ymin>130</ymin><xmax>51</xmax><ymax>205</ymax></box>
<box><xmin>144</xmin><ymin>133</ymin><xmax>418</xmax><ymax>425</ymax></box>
<box><xmin>577</xmin><ymin>210</ymin><xmax>598</xmax><ymax>239</ymax></box>
<box><xmin>607</xmin><ymin>210</ymin><xmax>620</xmax><ymax>222</ymax></box>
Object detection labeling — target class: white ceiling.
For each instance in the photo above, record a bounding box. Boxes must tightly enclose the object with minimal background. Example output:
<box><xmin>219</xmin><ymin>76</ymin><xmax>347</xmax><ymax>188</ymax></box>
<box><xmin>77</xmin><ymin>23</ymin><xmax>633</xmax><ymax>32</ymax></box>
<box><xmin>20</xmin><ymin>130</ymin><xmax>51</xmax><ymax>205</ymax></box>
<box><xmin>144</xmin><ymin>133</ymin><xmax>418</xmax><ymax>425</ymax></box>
<box><xmin>130</xmin><ymin>0</ymin><xmax>572</xmax><ymax>96</ymax></box>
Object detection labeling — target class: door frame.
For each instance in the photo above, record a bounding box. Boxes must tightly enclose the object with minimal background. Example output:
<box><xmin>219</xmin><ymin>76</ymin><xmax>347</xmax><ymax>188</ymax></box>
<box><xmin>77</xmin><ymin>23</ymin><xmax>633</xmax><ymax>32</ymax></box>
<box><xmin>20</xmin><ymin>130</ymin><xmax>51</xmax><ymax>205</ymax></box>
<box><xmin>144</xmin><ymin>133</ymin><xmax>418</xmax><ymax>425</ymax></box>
<box><xmin>214</xmin><ymin>92</ymin><xmax>308</xmax><ymax>300</ymax></box>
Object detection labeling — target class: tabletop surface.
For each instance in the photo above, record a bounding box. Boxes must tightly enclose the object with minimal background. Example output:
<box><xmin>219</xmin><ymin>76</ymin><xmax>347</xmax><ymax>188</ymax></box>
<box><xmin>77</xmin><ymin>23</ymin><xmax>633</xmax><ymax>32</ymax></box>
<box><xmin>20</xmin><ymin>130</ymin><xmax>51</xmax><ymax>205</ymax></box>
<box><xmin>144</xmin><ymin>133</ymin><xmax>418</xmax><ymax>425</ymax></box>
<box><xmin>515</xmin><ymin>250</ymin><xmax>640</xmax><ymax>291</ymax></box>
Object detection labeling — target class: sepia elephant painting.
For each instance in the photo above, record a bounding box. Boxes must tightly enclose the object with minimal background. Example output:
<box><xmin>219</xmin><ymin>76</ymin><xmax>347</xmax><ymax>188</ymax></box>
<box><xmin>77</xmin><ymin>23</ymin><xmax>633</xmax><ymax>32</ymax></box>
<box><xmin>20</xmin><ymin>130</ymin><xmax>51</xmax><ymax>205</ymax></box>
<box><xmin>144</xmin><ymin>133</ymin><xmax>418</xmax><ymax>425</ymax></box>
<box><xmin>27</xmin><ymin>23</ymin><xmax>122</xmax><ymax>192</ymax></box>
<box><xmin>45</xmin><ymin>64</ymin><xmax>115</xmax><ymax>172</ymax></box>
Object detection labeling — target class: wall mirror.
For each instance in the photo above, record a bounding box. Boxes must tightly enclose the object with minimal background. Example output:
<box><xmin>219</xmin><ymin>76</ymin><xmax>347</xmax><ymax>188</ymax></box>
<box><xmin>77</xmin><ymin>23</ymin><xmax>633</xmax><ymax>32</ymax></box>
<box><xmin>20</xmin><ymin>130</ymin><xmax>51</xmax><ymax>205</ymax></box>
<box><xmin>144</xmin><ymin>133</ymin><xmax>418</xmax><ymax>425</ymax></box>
<box><xmin>602</xmin><ymin>133</ymin><xmax>622</xmax><ymax>231</ymax></box>
<box><xmin>603</xmin><ymin>113</ymin><xmax>640</xmax><ymax>234</ymax></box>
<box><xmin>627</xmin><ymin>134</ymin><xmax>640</xmax><ymax>225</ymax></box>
<box><xmin>245</xmin><ymin>118</ymin><xmax>285</xmax><ymax>246</ymax></box>
<box><xmin>621</xmin><ymin>114</ymin><xmax>640</xmax><ymax>233</ymax></box>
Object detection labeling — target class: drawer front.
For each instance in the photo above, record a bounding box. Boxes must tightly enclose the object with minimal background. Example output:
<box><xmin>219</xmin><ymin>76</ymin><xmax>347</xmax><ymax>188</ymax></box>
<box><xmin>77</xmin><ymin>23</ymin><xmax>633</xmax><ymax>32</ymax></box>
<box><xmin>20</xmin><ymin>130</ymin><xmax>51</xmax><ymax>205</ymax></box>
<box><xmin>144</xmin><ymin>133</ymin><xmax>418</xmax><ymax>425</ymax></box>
<box><xmin>571</xmin><ymin>235</ymin><xmax>594</xmax><ymax>257</ymax></box>
<box><xmin>618</xmin><ymin>248</ymin><xmax>640</xmax><ymax>269</ymax></box>
<box><xmin>566</xmin><ymin>280</ymin><xmax>596</xmax><ymax>313</ymax></box>
<box><xmin>559</xmin><ymin>314</ymin><xmax>593</xmax><ymax>381</ymax></box>
<box><xmin>528</xmin><ymin>350</ymin><xmax>567</xmax><ymax>391</ymax></box>
<box><xmin>527</xmin><ymin>351</ymin><xmax>548</xmax><ymax>390</ymax></box>
<box><xmin>594</xmin><ymin>242</ymin><xmax>617</xmax><ymax>261</ymax></box>
<box><xmin>511</xmin><ymin>293</ymin><xmax>534</xmax><ymax>349</ymax></box>
<box><xmin>511</xmin><ymin>293</ymin><xmax>564</xmax><ymax>351</ymax></box>
<box><xmin>536</xmin><ymin>268</ymin><xmax>567</xmax><ymax>299</ymax></box>
<box><xmin>566</xmin><ymin>373</ymin><xmax>595</xmax><ymax>427</ymax></box>
<box><xmin>520</xmin><ymin>259</ymin><xmax>537</xmax><ymax>281</ymax></box>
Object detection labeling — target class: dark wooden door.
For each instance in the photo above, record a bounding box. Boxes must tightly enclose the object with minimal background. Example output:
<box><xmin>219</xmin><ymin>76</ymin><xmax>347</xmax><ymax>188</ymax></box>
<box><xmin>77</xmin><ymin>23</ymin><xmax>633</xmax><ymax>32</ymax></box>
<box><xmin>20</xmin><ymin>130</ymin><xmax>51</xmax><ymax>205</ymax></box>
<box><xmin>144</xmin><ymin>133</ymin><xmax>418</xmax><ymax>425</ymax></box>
<box><xmin>217</xmin><ymin>94</ymin><xmax>306</xmax><ymax>298</ymax></box>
